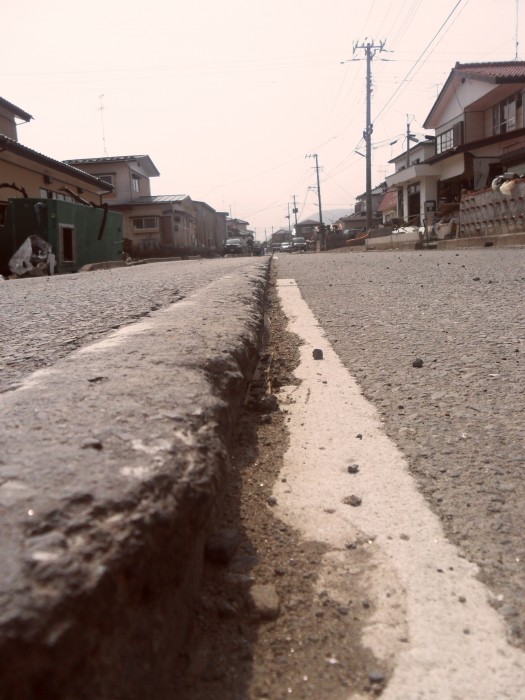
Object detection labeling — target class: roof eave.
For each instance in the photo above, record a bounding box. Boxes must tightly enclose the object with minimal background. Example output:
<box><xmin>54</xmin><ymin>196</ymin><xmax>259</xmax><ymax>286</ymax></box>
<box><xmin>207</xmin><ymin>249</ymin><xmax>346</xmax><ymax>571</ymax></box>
<box><xmin>0</xmin><ymin>135</ymin><xmax>113</xmax><ymax>192</ymax></box>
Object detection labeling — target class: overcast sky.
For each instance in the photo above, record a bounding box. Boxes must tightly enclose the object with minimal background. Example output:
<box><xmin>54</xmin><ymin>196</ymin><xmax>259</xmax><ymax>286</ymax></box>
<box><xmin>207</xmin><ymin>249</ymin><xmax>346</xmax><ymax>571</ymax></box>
<box><xmin>2</xmin><ymin>0</ymin><xmax>522</xmax><ymax>237</ymax></box>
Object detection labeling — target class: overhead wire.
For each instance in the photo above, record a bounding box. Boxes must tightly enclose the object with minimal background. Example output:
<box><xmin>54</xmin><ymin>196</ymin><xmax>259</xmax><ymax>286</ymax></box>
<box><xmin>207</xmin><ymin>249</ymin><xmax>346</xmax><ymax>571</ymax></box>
<box><xmin>323</xmin><ymin>0</ymin><xmax>468</xmax><ymax>190</ymax></box>
<box><xmin>374</xmin><ymin>0</ymin><xmax>469</xmax><ymax>124</ymax></box>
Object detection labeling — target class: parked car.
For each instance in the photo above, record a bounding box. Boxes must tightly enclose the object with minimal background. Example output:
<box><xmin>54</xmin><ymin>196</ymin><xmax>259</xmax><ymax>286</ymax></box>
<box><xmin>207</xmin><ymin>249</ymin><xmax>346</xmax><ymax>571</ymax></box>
<box><xmin>280</xmin><ymin>241</ymin><xmax>292</xmax><ymax>252</ymax></box>
<box><xmin>291</xmin><ymin>236</ymin><xmax>307</xmax><ymax>252</ymax></box>
<box><xmin>223</xmin><ymin>238</ymin><xmax>243</xmax><ymax>255</ymax></box>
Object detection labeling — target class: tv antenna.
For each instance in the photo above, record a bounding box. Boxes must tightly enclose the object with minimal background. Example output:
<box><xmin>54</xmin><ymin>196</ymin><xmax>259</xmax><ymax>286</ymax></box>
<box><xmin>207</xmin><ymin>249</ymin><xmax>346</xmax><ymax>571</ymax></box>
<box><xmin>98</xmin><ymin>94</ymin><xmax>108</xmax><ymax>156</ymax></box>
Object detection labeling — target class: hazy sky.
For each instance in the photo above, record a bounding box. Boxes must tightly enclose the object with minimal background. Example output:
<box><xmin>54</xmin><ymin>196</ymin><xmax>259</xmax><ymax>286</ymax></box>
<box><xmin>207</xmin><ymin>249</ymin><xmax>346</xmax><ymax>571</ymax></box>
<box><xmin>2</xmin><ymin>0</ymin><xmax>522</xmax><ymax>237</ymax></box>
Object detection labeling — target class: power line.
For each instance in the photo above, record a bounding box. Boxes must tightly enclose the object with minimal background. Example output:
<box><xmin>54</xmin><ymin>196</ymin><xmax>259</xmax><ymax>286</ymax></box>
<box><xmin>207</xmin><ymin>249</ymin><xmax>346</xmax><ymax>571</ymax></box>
<box><xmin>374</xmin><ymin>0</ymin><xmax>468</xmax><ymax>124</ymax></box>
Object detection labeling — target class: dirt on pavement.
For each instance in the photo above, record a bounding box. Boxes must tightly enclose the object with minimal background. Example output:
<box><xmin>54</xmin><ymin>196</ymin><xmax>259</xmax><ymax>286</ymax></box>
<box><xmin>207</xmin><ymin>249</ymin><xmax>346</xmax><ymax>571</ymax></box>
<box><xmin>172</xmin><ymin>267</ymin><xmax>386</xmax><ymax>699</ymax></box>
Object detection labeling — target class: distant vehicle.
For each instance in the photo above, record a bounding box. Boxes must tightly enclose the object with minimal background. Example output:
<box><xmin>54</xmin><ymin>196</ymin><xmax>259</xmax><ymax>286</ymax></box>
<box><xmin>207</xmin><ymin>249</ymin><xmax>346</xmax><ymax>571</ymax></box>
<box><xmin>291</xmin><ymin>236</ymin><xmax>307</xmax><ymax>252</ymax></box>
<box><xmin>223</xmin><ymin>238</ymin><xmax>243</xmax><ymax>255</ymax></box>
<box><xmin>252</xmin><ymin>241</ymin><xmax>263</xmax><ymax>256</ymax></box>
<box><xmin>280</xmin><ymin>241</ymin><xmax>292</xmax><ymax>252</ymax></box>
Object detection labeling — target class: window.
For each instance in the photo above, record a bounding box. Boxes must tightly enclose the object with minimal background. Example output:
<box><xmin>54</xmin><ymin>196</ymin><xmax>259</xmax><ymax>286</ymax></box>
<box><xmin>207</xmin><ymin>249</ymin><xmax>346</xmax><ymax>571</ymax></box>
<box><xmin>60</xmin><ymin>225</ymin><xmax>76</xmax><ymax>263</ymax></box>
<box><xmin>132</xmin><ymin>174</ymin><xmax>140</xmax><ymax>192</ymax></box>
<box><xmin>96</xmin><ymin>173</ymin><xmax>114</xmax><ymax>186</ymax></box>
<box><xmin>436</xmin><ymin>122</ymin><xmax>463</xmax><ymax>154</ymax></box>
<box><xmin>39</xmin><ymin>188</ymin><xmax>74</xmax><ymax>202</ymax></box>
<box><xmin>132</xmin><ymin>217</ymin><xmax>159</xmax><ymax>231</ymax></box>
<box><xmin>493</xmin><ymin>93</ymin><xmax>521</xmax><ymax>134</ymax></box>
<box><xmin>437</xmin><ymin>129</ymin><xmax>454</xmax><ymax>154</ymax></box>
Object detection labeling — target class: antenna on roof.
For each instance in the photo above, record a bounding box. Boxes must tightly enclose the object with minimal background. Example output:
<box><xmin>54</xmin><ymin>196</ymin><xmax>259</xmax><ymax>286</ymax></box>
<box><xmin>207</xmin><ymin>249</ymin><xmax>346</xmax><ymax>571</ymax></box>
<box><xmin>516</xmin><ymin>0</ymin><xmax>521</xmax><ymax>60</ymax></box>
<box><xmin>98</xmin><ymin>95</ymin><xmax>108</xmax><ymax>156</ymax></box>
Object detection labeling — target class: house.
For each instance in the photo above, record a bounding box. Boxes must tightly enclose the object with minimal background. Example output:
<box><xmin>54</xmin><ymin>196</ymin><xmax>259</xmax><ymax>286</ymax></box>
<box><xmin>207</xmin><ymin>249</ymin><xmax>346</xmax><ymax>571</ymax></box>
<box><xmin>227</xmin><ymin>217</ymin><xmax>254</xmax><ymax>243</ymax></box>
<box><xmin>376</xmin><ymin>186</ymin><xmax>399</xmax><ymax>224</ymax></box>
<box><xmin>386</xmin><ymin>62</ymin><xmax>525</xmax><ymax>233</ymax></box>
<box><xmin>225</xmin><ymin>217</ymin><xmax>255</xmax><ymax>253</ymax></box>
<box><xmin>354</xmin><ymin>182</ymin><xmax>388</xmax><ymax>218</ymax></box>
<box><xmin>294</xmin><ymin>219</ymin><xmax>318</xmax><ymax>240</ymax></box>
<box><xmin>269</xmin><ymin>227</ymin><xmax>292</xmax><ymax>250</ymax></box>
<box><xmin>64</xmin><ymin>156</ymin><xmax>230</xmax><ymax>256</ymax></box>
<box><xmin>195</xmin><ymin>201</ymin><xmax>228</xmax><ymax>251</ymax></box>
<box><xmin>334</xmin><ymin>210</ymin><xmax>382</xmax><ymax>244</ymax></box>
<box><xmin>0</xmin><ymin>97</ymin><xmax>122</xmax><ymax>274</ymax></box>
<box><xmin>0</xmin><ymin>97</ymin><xmax>113</xmax><ymax>209</ymax></box>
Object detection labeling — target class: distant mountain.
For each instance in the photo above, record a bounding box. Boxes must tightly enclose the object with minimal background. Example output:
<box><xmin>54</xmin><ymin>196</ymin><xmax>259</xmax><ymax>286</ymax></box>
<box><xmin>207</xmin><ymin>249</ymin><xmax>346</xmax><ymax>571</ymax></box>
<box><xmin>304</xmin><ymin>208</ymin><xmax>353</xmax><ymax>223</ymax></box>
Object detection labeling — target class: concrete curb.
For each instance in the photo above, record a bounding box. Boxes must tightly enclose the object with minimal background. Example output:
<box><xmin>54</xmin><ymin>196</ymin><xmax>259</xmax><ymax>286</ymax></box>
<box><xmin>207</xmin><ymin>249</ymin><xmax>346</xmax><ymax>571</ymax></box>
<box><xmin>0</xmin><ymin>261</ymin><xmax>270</xmax><ymax>699</ymax></box>
<box><xmin>354</xmin><ymin>231</ymin><xmax>525</xmax><ymax>253</ymax></box>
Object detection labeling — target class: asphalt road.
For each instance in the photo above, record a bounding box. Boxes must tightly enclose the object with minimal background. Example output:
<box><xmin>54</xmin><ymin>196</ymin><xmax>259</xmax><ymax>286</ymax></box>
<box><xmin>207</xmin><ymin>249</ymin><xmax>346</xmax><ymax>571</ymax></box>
<box><xmin>0</xmin><ymin>257</ymin><xmax>264</xmax><ymax>393</ymax></box>
<box><xmin>274</xmin><ymin>246</ymin><xmax>525</xmax><ymax>651</ymax></box>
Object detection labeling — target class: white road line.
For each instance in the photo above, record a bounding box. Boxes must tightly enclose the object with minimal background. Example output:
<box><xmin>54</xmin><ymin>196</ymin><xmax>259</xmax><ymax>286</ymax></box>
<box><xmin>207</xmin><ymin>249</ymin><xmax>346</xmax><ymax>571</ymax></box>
<box><xmin>274</xmin><ymin>278</ymin><xmax>525</xmax><ymax>700</ymax></box>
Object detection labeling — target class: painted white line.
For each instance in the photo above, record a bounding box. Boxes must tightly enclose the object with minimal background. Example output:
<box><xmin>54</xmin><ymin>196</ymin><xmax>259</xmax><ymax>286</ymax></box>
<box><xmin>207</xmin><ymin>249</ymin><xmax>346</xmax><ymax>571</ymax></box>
<box><xmin>274</xmin><ymin>278</ymin><xmax>525</xmax><ymax>700</ymax></box>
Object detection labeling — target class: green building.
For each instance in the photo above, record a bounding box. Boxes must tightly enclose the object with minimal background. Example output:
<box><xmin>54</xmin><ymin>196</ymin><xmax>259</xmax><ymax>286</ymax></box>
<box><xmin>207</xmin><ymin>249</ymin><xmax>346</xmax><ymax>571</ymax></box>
<box><xmin>0</xmin><ymin>198</ymin><xmax>123</xmax><ymax>276</ymax></box>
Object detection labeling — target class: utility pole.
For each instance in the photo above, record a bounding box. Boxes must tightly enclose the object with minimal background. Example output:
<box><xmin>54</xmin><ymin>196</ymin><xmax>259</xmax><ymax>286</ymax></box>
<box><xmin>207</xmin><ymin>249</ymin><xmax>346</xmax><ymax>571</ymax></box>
<box><xmin>353</xmin><ymin>40</ymin><xmax>386</xmax><ymax>231</ymax></box>
<box><xmin>306</xmin><ymin>153</ymin><xmax>324</xmax><ymax>249</ymax></box>
<box><xmin>292</xmin><ymin>194</ymin><xmax>299</xmax><ymax>229</ymax></box>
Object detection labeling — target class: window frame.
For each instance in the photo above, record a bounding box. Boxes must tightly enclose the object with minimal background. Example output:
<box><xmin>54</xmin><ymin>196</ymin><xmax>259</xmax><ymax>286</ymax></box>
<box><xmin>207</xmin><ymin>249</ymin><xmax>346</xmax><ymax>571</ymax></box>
<box><xmin>132</xmin><ymin>216</ymin><xmax>159</xmax><ymax>232</ymax></box>
<box><xmin>436</xmin><ymin>128</ymin><xmax>454</xmax><ymax>154</ymax></box>
<box><xmin>493</xmin><ymin>93</ymin><xmax>521</xmax><ymax>135</ymax></box>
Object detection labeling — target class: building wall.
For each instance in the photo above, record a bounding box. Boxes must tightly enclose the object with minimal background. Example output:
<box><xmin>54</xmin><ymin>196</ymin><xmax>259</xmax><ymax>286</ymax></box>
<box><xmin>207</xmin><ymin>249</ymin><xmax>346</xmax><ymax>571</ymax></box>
<box><xmin>0</xmin><ymin>109</ymin><xmax>18</xmax><ymax>141</ymax></box>
<box><xmin>1</xmin><ymin>198</ymin><xmax>122</xmax><ymax>273</ymax></box>
<box><xmin>214</xmin><ymin>212</ymin><xmax>228</xmax><ymax>248</ymax></box>
<box><xmin>69</xmin><ymin>161</ymin><xmax>153</xmax><ymax>204</ymax></box>
<box><xmin>195</xmin><ymin>203</ymin><xmax>217</xmax><ymax>248</ymax></box>
<box><xmin>0</xmin><ymin>152</ymin><xmax>106</xmax><ymax>203</ymax></box>
<box><xmin>465</xmin><ymin>110</ymin><xmax>484</xmax><ymax>141</ymax></box>
<box><xmin>437</xmin><ymin>78</ymin><xmax>494</xmax><ymax>127</ymax></box>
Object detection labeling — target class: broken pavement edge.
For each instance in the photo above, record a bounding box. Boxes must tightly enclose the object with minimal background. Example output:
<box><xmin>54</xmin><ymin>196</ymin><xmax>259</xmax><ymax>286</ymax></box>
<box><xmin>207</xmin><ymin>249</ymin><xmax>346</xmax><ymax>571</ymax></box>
<box><xmin>0</xmin><ymin>260</ymin><xmax>270</xmax><ymax>700</ymax></box>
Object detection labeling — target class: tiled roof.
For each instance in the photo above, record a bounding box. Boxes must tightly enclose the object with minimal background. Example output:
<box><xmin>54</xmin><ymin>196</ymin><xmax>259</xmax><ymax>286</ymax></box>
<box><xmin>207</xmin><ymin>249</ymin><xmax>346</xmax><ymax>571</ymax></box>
<box><xmin>64</xmin><ymin>155</ymin><xmax>160</xmax><ymax>177</ymax></box>
<box><xmin>454</xmin><ymin>61</ymin><xmax>525</xmax><ymax>82</ymax></box>
<box><xmin>0</xmin><ymin>135</ymin><xmax>113</xmax><ymax>190</ymax></box>
<box><xmin>64</xmin><ymin>155</ymin><xmax>148</xmax><ymax>164</ymax></box>
<box><xmin>134</xmin><ymin>195</ymin><xmax>189</xmax><ymax>204</ymax></box>
<box><xmin>0</xmin><ymin>97</ymin><xmax>32</xmax><ymax>122</ymax></box>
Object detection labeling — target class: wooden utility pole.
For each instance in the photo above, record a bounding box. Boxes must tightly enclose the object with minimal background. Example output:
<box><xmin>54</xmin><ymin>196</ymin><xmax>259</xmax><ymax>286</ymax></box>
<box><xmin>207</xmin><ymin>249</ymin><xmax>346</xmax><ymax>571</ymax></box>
<box><xmin>306</xmin><ymin>153</ymin><xmax>324</xmax><ymax>249</ymax></box>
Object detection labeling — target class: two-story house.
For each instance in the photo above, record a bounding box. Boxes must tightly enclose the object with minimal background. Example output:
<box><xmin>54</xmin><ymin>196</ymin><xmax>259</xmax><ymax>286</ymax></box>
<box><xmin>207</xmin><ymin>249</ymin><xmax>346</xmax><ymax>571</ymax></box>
<box><xmin>0</xmin><ymin>97</ymin><xmax>113</xmax><ymax>211</ymax></box>
<box><xmin>64</xmin><ymin>156</ymin><xmax>230</xmax><ymax>256</ymax></box>
<box><xmin>386</xmin><ymin>62</ymin><xmax>525</xmax><ymax>229</ymax></box>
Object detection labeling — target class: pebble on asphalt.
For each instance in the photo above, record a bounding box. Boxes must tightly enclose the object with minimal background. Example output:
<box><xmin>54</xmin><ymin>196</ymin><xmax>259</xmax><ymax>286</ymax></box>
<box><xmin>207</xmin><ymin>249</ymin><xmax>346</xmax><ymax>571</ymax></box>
<box><xmin>343</xmin><ymin>495</ymin><xmax>362</xmax><ymax>507</ymax></box>
<box><xmin>412</xmin><ymin>358</ymin><xmax>424</xmax><ymax>368</ymax></box>
<box><xmin>312</xmin><ymin>348</ymin><xmax>324</xmax><ymax>360</ymax></box>
<box><xmin>81</xmin><ymin>438</ymin><xmax>103</xmax><ymax>450</ymax></box>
